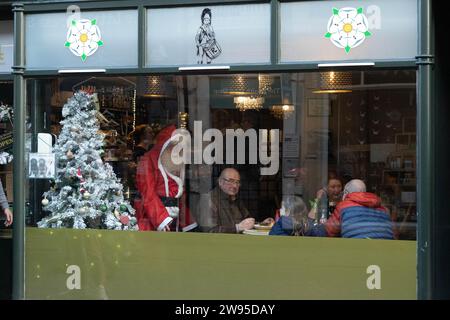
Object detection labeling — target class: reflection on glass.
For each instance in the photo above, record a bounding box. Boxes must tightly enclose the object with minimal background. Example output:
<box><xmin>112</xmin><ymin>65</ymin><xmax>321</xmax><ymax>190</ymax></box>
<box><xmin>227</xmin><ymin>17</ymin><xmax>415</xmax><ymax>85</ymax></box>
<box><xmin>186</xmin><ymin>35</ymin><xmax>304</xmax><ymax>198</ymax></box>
<box><xmin>24</xmin><ymin>71</ymin><xmax>417</xmax><ymax>240</ymax></box>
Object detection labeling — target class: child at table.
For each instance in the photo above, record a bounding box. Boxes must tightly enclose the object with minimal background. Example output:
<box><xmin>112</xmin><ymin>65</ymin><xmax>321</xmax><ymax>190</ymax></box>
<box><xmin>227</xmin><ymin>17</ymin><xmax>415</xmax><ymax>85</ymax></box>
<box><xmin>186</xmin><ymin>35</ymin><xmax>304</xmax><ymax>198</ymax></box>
<box><xmin>269</xmin><ymin>195</ymin><xmax>313</xmax><ymax>236</ymax></box>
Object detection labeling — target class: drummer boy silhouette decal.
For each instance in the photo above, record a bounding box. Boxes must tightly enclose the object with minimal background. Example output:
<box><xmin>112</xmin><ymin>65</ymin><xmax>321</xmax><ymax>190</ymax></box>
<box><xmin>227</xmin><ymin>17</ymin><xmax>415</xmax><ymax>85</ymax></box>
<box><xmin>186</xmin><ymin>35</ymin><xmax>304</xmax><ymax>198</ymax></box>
<box><xmin>195</xmin><ymin>8</ymin><xmax>222</xmax><ymax>64</ymax></box>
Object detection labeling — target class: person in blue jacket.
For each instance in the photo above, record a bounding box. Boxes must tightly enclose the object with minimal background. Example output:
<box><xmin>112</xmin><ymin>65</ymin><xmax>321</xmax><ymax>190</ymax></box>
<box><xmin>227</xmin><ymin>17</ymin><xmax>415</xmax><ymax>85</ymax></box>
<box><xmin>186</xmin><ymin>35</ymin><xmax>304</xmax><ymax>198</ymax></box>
<box><xmin>307</xmin><ymin>179</ymin><xmax>395</xmax><ymax>239</ymax></box>
<box><xmin>269</xmin><ymin>195</ymin><xmax>314</xmax><ymax>236</ymax></box>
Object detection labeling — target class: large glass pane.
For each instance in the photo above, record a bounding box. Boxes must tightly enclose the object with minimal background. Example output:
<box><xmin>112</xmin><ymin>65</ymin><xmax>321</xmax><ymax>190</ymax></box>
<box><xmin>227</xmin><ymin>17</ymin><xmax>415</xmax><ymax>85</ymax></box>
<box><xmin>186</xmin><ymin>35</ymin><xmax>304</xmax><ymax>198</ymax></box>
<box><xmin>25</xmin><ymin>71</ymin><xmax>418</xmax><ymax>237</ymax></box>
<box><xmin>0</xmin><ymin>20</ymin><xmax>13</xmax><ymax>73</ymax></box>
<box><xmin>0</xmin><ymin>81</ymin><xmax>13</xmax><ymax>301</ymax></box>
<box><xmin>0</xmin><ymin>81</ymin><xmax>13</xmax><ymax>222</ymax></box>
<box><xmin>0</xmin><ymin>82</ymin><xmax>13</xmax><ymax>208</ymax></box>
<box><xmin>24</xmin><ymin>70</ymin><xmax>416</xmax><ymax>299</ymax></box>
<box><xmin>25</xmin><ymin>10</ymin><xmax>138</xmax><ymax>70</ymax></box>
<box><xmin>146</xmin><ymin>4</ymin><xmax>271</xmax><ymax>67</ymax></box>
<box><xmin>280</xmin><ymin>0</ymin><xmax>418</xmax><ymax>62</ymax></box>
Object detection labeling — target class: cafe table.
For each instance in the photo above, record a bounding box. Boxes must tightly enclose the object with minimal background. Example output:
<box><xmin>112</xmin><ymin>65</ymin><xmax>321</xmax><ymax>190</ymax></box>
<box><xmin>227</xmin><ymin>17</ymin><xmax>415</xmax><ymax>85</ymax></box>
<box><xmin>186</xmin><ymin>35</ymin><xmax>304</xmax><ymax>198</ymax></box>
<box><xmin>242</xmin><ymin>224</ymin><xmax>272</xmax><ymax>235</ymax></box>
<box><xmin>243</xmin><ymin>229</ymin><xmax>270</xmax><ymax>236</ymax></box>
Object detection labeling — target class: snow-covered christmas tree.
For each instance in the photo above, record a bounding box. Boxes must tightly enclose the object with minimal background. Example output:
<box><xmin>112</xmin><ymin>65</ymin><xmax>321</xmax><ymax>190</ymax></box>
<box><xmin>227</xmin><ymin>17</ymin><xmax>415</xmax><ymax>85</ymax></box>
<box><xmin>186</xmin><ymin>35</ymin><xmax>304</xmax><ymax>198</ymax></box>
<box><xmin>0</xmin><ymin>103</ymin><xmax>14</xmax><ymax>165</ymax></box>
<box><xmin>38</xmin><ymin>91</ymin><xmax>138</xmax><ymax>230</ymax></box>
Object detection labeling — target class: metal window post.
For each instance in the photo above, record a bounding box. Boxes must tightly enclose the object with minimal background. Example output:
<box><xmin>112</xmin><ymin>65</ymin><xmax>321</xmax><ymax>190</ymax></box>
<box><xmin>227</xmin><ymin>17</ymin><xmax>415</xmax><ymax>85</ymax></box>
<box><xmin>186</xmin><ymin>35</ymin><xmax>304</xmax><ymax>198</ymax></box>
<box><xmin>12</xmin><ymin>1</ymin><xmax>26</xmax><ymax>300</ymax></box>
<box><xmin>417</xmin><ymin>0</ymin><xmax>434</xmax><ymax>300</ymax></box>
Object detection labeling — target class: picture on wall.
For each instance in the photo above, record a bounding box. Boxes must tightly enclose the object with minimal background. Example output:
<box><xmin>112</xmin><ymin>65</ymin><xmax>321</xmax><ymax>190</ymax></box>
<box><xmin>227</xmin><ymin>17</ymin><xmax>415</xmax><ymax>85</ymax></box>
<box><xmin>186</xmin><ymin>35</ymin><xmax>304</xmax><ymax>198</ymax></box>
<box><xmin>28</xmin><ymin>153</ymin><xmax>56</xmax><ymax>179</ymax></box>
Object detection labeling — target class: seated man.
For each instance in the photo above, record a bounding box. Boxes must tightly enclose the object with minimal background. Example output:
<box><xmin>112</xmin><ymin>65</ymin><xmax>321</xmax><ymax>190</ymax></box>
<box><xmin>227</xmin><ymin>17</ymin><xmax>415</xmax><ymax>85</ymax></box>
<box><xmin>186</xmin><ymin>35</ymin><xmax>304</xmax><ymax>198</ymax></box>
<box><xmin>308</xmin><ymin>179</ymin><xmax>394</xmax><ymax>239</ymax></box>
<box><xmin>197</xmin><ymin>168</ymin><xmax>273</xmax><ymax>234</ymax></box>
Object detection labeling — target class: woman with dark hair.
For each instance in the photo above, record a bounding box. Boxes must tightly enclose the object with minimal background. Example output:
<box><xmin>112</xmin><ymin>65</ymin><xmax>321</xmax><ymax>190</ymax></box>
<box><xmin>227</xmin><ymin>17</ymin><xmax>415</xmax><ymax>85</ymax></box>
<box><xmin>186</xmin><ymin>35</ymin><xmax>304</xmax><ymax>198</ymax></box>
<box><xmin>308</xmin><ymin>176</ymin><xmax>343</xmax><ymax>223</ymax></box>
<box><xmin>195</xmin><ymin>8</ymin><xmax>221</xmax><ymax>64</ymax></box>
<box><xmin>269</xmin><ymin>195</ymin><xmax>312</xmax><ymax>236</ymax></box>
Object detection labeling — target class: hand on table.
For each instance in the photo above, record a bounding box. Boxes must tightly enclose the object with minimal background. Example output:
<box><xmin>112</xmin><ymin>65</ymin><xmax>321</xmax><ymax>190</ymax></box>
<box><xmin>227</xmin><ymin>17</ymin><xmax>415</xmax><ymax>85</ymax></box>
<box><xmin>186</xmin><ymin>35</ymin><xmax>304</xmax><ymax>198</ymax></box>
<box><xmin>237</xmin><ymin>218</ymin><xmax>255</xmax><ymax>232</ymax></box>
<box><xmin>261</xmin><ymin>217</ymin><xmax>275</xmax><ymax>225</ymax></box>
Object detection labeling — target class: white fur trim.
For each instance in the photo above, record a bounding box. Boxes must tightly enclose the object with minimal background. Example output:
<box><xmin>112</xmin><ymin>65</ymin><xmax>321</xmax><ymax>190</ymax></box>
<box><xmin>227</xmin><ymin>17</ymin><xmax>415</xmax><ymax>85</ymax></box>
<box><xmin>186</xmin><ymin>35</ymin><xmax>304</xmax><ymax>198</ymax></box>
<box><xmin>157</xmin><ymin>216</ymin><xmax>173</xmax><ymax>231</ymax></box>
<box><xmin>166</xmin><ymin>206</ymin><xmax>179</xmax><ymax>218</ymax></box>
<box><xmin>182</xmin><ymin>222</ymin><xmax>198</xmax><ymax>232</ymax></box>
<box><xmin>165</xmin><ymin>166</ymin><xmax>184</xmax><ymax>198</ymax></box>
<box><xmin>157</xmin><ymin>133</ymin><xmax>185</xmax><ymax>198</ymax></box>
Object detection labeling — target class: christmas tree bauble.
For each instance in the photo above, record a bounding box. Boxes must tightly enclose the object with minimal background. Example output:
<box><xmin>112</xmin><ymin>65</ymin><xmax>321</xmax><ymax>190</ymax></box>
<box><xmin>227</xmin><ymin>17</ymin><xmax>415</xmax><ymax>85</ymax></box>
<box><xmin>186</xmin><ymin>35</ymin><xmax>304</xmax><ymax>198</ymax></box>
<box><xmin>41</xmin><ymin>198</ymin><xmax>49</xmax><ymax>206</ymax></box>
<box><xmin>66</xmin><ymin>150</ymin><xmax>74</xmax><ymax>159</ymax></box>
<box><xmin>79</xmin><ymin>207</ymin><xmax>87</xmax><ymax>214</ymax></box>
<box><xmin>120</xmin><ymin>204</ymin><xmax>127</xmax><ymax>212</ymax></box>
<box><xmin>99</xmin><ymin>204</ymin><xmax>107</xmax><ymax>212</ymax></box>
<box><xmin>119</xmin><ymin>215</ymin><xmax>130</xmax><ymax>225</ymax></box>
<box><xmin>83</xmin><ymin>191</ymin><xmax>91</xmax><ymax>199</ymax></box>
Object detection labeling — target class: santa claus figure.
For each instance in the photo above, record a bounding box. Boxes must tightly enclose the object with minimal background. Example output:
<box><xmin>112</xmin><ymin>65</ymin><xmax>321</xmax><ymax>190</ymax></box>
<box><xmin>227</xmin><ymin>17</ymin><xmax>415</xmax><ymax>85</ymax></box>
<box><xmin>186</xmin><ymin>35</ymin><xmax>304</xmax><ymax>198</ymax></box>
<box><xmin>134</xmin><ymin>124</ymin><xmax>197</xmax><ymax>232</ymax></box>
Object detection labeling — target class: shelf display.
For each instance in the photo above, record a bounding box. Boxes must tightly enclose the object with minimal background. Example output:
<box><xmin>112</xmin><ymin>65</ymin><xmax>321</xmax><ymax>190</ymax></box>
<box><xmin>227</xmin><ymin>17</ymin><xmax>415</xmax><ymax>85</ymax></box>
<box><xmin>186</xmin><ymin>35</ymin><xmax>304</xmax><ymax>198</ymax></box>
<box><xmin>334</xmin><ymin>88</ymin><xmax>417</xmax><ymax>239</ymax></box>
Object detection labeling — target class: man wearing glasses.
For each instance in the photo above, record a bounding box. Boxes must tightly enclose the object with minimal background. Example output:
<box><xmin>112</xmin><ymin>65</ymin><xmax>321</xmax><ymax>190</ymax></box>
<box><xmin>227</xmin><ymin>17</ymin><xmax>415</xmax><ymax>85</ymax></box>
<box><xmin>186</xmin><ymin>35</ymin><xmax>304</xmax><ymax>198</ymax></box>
<box><xmin>196</xmin><ymin>168</ymin><xmax>263</xmax><ymax>233</ymax></box>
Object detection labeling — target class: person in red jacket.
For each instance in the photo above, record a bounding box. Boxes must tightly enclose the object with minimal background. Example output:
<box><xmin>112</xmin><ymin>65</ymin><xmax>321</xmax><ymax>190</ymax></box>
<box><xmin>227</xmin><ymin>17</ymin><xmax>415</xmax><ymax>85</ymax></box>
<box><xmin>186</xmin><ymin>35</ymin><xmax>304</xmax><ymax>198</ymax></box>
<box><xmin>308</xmin><ymin>179</ymin><xmax>395</xmax><ymax>239</ymax></box>
<box><xmin>134</xmin><ymin>124</ymin><xmax>197</xmax><ymax>232</ymax></box>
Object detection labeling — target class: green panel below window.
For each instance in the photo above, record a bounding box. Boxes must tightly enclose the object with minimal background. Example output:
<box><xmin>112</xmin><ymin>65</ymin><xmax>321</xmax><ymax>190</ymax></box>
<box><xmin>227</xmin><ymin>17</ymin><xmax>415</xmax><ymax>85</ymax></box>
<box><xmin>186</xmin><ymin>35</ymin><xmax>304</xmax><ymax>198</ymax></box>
<box><xmin>25</xmin><ymin>228</ymin><xmax>416</xmax><ymax>300</ymax></box>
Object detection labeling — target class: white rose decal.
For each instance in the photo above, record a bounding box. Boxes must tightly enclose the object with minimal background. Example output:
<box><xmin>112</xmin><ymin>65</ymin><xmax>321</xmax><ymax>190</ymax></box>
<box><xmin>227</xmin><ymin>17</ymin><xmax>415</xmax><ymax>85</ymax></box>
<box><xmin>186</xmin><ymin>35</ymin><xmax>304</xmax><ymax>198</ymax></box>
<box><xmin>65</xmin><ymin>19</ymin><xmax>103</xmax><ymax>61</ymax></box>
<box><xmin>325</xmin><ymin>7</ymin><xmax>371</xmax><ymax>53</ymax></box>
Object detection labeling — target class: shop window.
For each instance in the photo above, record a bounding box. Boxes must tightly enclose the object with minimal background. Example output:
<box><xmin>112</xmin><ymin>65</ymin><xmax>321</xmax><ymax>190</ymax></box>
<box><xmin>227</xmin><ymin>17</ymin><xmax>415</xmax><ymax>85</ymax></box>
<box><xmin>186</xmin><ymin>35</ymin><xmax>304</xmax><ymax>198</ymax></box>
<box><xmin>0</xmin><ymin>81</ymin><xmax>13</xmax><ymax>229</ymax></box>
<box><xmin>280</xmin><ymin>0</ymin><xmax>418</xmax><ymax>63</ymax></box>
<box><xmin>25</xmin><ymin>10</ymin><xmax>138</xmax><ymax>70</ymax></box>
<box><xmin>146</xmin><ymin>4</ymin><xmax>270</xmax><ymax>67</ymax></box>
<box><xmin>25</xmin><ymin>70</ymin><xmax>417</xmax><ymax>240</ymax></box>
<box><xmin>0</xmin><ymin>20</ymin><xmax>13</xmax><ymax>73</ymax></box>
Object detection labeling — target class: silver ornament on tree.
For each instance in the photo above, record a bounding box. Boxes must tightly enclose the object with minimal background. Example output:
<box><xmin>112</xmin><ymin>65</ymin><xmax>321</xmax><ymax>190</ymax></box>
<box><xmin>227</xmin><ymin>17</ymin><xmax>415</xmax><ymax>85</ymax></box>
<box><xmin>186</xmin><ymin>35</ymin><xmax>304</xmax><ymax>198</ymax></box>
<box><xmin>83</xmin><ymin>191</ymin><xmax>91</xmax><ymax>199</ymax></box>
<box><xmin>79</xmin><ymin>207</ymin><xmax>87</xmax><ymax>214</ymax></box>
<box><xmin>66</xmin><ymin>150</ymin><xmax>74</xmax><ymax>159</ymax></box>
<box><xmin>42</xmin><ymin>197</ymin><xmax>49</xmax><ymax>206</ymax></box>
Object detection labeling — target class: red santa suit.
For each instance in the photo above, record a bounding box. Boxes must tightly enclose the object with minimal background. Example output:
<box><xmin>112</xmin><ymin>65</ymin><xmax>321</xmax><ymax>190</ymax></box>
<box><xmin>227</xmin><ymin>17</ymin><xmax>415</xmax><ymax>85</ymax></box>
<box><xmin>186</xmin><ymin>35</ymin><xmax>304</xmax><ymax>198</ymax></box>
<box><xmin>134</xmin><ymin>125</ymin><xmax>197</xmax><ymax>232</ymax></box>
